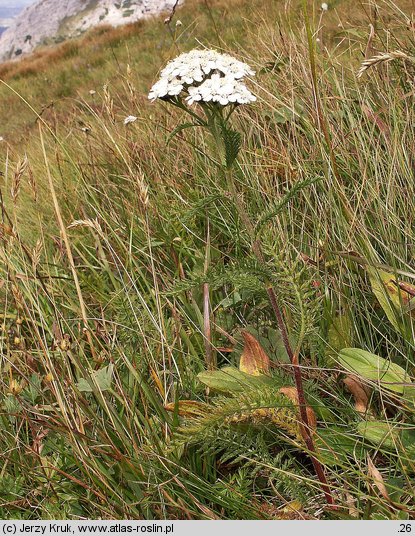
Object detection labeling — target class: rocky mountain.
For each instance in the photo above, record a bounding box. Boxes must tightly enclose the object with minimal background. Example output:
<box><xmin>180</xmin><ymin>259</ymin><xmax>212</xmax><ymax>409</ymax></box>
<box><xmin>0</xmin><ymin>0</ymin><xmax>179</xmax><ymax>62</ymax></box>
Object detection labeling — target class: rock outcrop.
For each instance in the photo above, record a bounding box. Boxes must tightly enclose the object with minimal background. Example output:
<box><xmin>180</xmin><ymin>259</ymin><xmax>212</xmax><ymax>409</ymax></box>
<box><xmin>0</xmin><ymin>0</ymin><xmax>178</xmax><ymax>62</ymax></box>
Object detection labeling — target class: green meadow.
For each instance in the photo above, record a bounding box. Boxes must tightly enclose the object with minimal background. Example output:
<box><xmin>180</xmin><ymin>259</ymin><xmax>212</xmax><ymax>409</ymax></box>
<box><xmin>1</xmin><ymin>0</ymin><xmax>415</xmax><ymax>520</ymax></box>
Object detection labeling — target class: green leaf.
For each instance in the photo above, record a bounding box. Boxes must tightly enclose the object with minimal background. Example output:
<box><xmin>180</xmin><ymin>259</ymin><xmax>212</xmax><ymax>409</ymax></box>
<box><xmin>76</xmin><ymin>364</ymin><xmax>114</xmax><ymax>393</ymax></box>
<box><xmin>167</xmin><ymin>122</ymin><xmax>201</xmax><ymax>145</ymax></box>
<box><xmin>357</xmin><ymin>421</ymin><xmax>401</xmax><ymax>450</ymax></box>
<box><xmin>255</xmin><ymin>176</ymin><xmax>322</xmax><ymax>233</ymax></box>
<box><xmin>222</xmin><ymin>127</ymin><xmax>241</xmax><ymax>169</ymax></box>
<box><xmin>338</xmin><ymin>348</ymin><xmax>409</xmax><ymax>393</ymax></box>
<box><xmin>316</xmin><ymin>428</ymin><xmax>367</xmax><ymax>466</ymax></box>
<box><xmin>266</xmin><ymin>327</ymin><xmax>292</xmax><ymax>364</ymax></box>
<box><xmin>357</xmin><ymin>421</ymin><xmax>415</xmax><ymax>457</ymax></box>
<box><xmin>22</xmin><ymin>373</ymin><xmax>43</xmax><ymax>404</ymax></box>
<box><xmin>197</xmin><ymin>366</ymin><xmax>272</xmax><ymax>393</ymax></box>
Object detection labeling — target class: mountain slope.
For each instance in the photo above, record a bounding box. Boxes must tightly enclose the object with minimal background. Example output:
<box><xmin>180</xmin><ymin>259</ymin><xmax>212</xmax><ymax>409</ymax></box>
<box><xmin>0</xmin><ymin>0</ymin><xmax>178</xmax><ymax>61</ymax></box>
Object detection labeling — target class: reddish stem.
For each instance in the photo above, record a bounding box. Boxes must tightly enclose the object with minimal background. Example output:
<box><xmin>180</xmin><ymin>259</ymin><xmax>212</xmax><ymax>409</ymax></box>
<box><xmin>266</xmin><ymin>285</ymin><xmax>335</xmax><ymax>506</ymax></box>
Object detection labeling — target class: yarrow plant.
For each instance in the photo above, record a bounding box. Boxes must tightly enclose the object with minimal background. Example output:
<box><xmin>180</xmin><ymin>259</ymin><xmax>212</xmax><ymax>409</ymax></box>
<box><xmin>149</xmin><ymin>48</ymin><xmax>335</xmax><ymax>507</ymax></box>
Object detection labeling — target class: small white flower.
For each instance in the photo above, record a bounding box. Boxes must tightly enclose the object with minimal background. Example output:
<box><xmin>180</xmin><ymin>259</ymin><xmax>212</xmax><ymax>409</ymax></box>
<box><xmin>175</xmin><ymin>19</ymin><xmax>182</xmax><ymax>27</ymax></box>
<box><xmin>321</xmin><ymin>2</ymin><xmax>328</xmax><ymax>10</ymax></box>
<box><xmin>148</xmin><ymin>49</ymin><xmax>256</xmax><ymax>106</ymax></box>
<box><xmin>185</xmin><ymin>74</ymin><xmax>256</xmax><ymax>106</ymax></box>
<box><xmin>148</xmin><ymin>78</ymin><xmax>170</xmax><ymax>100</ymax></box>
<box><xmin>124</xmin><ymin>115</ymin><xmax>138</xmax><ymax>125</ymax></box>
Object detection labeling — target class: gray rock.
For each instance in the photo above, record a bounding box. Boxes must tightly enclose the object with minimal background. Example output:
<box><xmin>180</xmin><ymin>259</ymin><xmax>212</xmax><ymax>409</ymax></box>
<box><xmin>0</xmin><ymin>0</ymin><xmax>179</xmax><ymax>62</ymax></box>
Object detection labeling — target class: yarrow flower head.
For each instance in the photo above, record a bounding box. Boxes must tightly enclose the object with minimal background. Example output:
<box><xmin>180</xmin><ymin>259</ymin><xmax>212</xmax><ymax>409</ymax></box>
<box><xmin>148</xmin><ymin>49</ymin><xmax>256</xmax><ymax>106</ymax></box>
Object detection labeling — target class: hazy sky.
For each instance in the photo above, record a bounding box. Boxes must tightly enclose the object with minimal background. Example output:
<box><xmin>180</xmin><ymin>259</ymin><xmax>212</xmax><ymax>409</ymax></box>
<box><xmin>0</xmin><ymin>0</ymin><xmax>35</xmax><ymax>7</ymax></box>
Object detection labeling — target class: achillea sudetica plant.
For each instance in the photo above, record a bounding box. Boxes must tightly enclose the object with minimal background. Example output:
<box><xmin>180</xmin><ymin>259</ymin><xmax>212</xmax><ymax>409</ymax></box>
<box><xmin>149</xmin><ymin>48</ymin><xmax>335</xmax><ymax>506</ymax></box>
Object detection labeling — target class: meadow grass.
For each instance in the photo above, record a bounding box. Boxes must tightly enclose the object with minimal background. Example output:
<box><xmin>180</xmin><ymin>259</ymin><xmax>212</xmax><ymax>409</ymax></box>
<box><xmin>1</xmin><ymin>0</ymin><xmax>415</xmax><ymax>520</ymax></box>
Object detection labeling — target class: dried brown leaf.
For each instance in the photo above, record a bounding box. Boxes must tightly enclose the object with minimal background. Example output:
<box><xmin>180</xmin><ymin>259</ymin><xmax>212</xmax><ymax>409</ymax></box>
<box><xmin>343</xmin><ymin>375</ymin><xmax>370</xmax><ymax>414</ymax></box>
<box><xmin>367</xmin><ymin>456</ymin><xmax>390</xmax><ymax>501</ymax></box>
<box><xmin>239</xmin><ymin>330</ymin><xmax>270</xmax><ymax>376</ymax></box>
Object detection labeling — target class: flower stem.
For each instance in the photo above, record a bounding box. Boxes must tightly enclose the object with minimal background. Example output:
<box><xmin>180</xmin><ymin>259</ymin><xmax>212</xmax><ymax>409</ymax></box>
<box><xmin>225</xmin><ymin>168</ymin><xmax>335</xmax><ymax>507</ymax></box>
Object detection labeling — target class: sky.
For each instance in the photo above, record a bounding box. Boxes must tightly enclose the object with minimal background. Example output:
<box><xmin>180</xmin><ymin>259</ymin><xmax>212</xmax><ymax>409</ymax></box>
<box><xmin>0</xmin><ymin>0</ymin><xmax>35</xmax><ymax>8</ymax></box>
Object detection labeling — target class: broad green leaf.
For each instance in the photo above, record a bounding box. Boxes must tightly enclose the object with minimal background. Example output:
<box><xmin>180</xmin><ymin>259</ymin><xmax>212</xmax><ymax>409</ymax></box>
<box><xmin>76</xmin><ymin>364</ymin><xmax>114</xmax><ymax>393</ymax></box>
<box><xmin>316</xmin><ymin>428</ymin><xmax>367</xmax><ymax>466</ymax></box>
<box><xmin>358</xmin><ymin>421</ymin><xmax>415</xmax><ymax>459</ymax></box>
<box><xmin>267</xmin><ymin>327</ymin><xmax>292</xmax><ymax>364</ymax></box>
<box><xmin>403</xmin><ymin>383</ymin><xmax>415</xmax><ymax>405</ymax></box>
<box><xmin>219</xmin><ymin>291</ymin><xmax>242</xmax><ymax>309</ymax></box>
<box><xmin>401</xmin><ymin>429</ymin><xmax>415</xmax><ymax>454</ymax></box>
<box><xmin>357</xmin><ymin>421</ymin><xmax>401</xmax><ymax>450</ymax></box>
<box><xmin>338</xmin><ymin>348</ymin><xmax>409</xmax><ymax>393</ymax></box>
<box><xmin>197</xmin><ymin>366</ymin><xmax>272</xmax><ymax>393</ymax></box>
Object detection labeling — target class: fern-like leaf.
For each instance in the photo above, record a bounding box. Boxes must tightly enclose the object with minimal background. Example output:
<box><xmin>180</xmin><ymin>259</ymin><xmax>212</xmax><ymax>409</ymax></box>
<box><xmin>255</xmin><ymin>176</ymin><xmax>323</xmax><ymax>234</ymax></box>
<box><xmin>174</xmin><ymin>385</ymin><xmax>304</xmax><ymax>450</ymax></box>
<box><xmin>222</xmin><ymin>127</ymin><xmax>242</xmax><ymax>169</ymax></box>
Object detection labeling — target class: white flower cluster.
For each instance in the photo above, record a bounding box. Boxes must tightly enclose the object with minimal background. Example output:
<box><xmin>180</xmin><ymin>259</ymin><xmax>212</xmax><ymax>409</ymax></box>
<box><xmin>148</xmin><ymin>49</ymin><xmax>256</xmax><ymax>106</ymax></box>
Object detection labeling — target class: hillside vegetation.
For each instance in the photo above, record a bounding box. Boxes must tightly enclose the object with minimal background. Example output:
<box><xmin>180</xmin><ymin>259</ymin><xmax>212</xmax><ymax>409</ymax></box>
<box><xmin>2</xmin><ymin>0</ymin><xmax>415</xmax><ymax>520</ymax></box>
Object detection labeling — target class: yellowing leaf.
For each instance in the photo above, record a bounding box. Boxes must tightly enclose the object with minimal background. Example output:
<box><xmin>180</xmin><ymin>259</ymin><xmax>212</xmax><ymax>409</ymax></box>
<box><xmin>239</xmin><ymin>330</ymin><xmax>270</xmax><ymax>376</ymax></box>
<box><xmin>279</xmin><ymin>386</ymin><xmax>317</xmax><ymax>428</ymax></box>
<box><xmin>150</xmin><ymin>366</ymin><xmax>165</xmax><ymax>398</ymax></box>
<box><xmin>164</xmin><ymin>400</ymin><xmax>210</xmax><ymax>418</ymax></box>
<box><xmin>279</xmin><ymin>386</ymin><xmax>317</xmax><ymax>442</ymax></box>
<box><xmin>367</xmin><ymin>456</ymin><xmax>408</xmax><ymax>511</ymax></box>
<box><xmin>367</xmin><ymin>267</ymin><xmax>415</xmax><ymax>331</ymax></box>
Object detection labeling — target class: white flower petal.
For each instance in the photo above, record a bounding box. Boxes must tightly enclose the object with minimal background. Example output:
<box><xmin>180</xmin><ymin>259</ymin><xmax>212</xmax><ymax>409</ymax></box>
<box><xmin>124</xmin><ymin>115</ymin><xmax>138</xmax><ymax>125</ymax></box>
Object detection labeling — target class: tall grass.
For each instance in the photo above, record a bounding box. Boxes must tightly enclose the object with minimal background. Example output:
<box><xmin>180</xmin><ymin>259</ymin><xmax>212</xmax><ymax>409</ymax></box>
<box><xmin>1</xmin><ymin>0</ymin><xmax>415</xmax><ymax>520</ymax></box>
